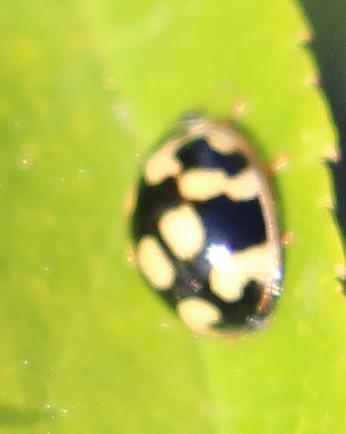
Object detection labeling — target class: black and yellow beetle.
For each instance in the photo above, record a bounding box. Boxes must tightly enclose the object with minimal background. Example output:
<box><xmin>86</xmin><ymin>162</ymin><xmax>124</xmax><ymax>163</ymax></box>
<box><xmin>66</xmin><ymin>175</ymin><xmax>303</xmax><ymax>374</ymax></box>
<box><xmin>129</xmin><ymin>115</ymin><xmax>282</xmax><ymax>337</ymax></box>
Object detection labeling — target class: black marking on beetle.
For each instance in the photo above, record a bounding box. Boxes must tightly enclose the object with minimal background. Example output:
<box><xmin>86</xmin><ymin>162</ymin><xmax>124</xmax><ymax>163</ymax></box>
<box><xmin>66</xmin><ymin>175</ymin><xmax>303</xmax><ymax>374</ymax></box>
<box><xmin>176</xmin><ymin>137</ymin><xmax>248</xmax><ymax>176</ymax></box>
<box><xmin>194</xmin><ymin>195</ymin><xmax>266</xmax><ymax>251</ymax></box>
<box><xmin>159</xmin><ymin>288</ymin><xmax>177</xmax><ymax>308</ymax></box>
<box><xmin>132</xmin><ymin>177</ymin><xmax>182</xmax><ymax>242</ymax></box>
<box><xmin>208</xmin><ymin>281</ymin><xmax>264</xmax><ymax>328</ymax></box>
<box><xmin>173</xmin><ymin>256</ymin><xmax>210</xmax><ymax>300</ymax></box>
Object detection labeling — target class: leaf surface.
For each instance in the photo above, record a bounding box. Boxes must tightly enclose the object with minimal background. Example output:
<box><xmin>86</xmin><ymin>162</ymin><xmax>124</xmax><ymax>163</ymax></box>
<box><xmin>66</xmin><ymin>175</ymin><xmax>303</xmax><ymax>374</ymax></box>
<box><xmin>0</xmin><ymin>1</ymin><xmax>344</xmax><ymax>433</ymax></box>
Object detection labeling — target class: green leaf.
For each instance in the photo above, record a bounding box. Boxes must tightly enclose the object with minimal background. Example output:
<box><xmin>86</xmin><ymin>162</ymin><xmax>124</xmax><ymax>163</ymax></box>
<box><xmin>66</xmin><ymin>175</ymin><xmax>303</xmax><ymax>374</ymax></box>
<box><xmin>0</xmin><ymin>1</ymin><xmax>344</xmax><ymax>433</ymax></box>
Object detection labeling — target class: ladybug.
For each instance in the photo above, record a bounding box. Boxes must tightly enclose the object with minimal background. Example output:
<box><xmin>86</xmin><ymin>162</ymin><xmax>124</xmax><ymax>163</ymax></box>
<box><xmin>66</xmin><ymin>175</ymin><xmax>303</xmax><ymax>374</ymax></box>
<box><xmin>130</xmin><ymin>115</ymin><xmax>282</xmax><ymax>337</ymax></box>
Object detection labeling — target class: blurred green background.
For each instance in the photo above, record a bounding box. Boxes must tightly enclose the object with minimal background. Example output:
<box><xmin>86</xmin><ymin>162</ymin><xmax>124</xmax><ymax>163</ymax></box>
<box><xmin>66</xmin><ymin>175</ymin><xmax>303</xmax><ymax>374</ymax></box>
<box><xmin>1</xmin><ymin>1</ymin><xmax>346</xmax><ymax>433</ymax></box>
